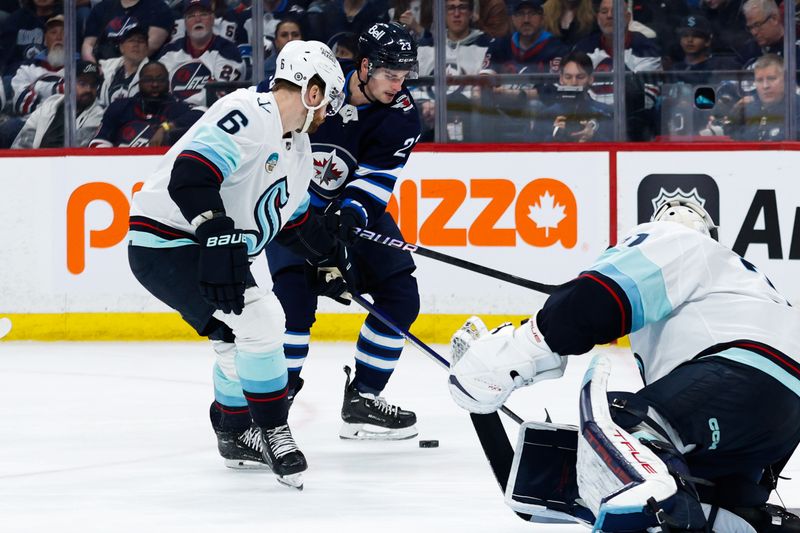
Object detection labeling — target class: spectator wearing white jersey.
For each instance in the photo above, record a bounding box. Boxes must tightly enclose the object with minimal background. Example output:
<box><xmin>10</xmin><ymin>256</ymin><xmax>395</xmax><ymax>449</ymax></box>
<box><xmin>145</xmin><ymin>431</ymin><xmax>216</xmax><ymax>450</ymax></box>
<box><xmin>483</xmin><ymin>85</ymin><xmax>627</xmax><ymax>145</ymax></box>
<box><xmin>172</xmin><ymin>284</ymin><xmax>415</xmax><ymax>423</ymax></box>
<box><xmin>0</xmin><ymin>13</ymin><xmax>68</xmax><ymax>148</ymax></box>
<box><xmin>12</xmin><ymin>60</ymin><xmax>104</xmax><ymax>149</ymax></box>
<box><xmin>98</xmin><ymin>20</ymin><xmax>150</xmax><ymax>106</ymax></box>
<box><xmin>158</xmin><ymin>0</ymin><xmax>243</xmax><ymax>107</ymax></box>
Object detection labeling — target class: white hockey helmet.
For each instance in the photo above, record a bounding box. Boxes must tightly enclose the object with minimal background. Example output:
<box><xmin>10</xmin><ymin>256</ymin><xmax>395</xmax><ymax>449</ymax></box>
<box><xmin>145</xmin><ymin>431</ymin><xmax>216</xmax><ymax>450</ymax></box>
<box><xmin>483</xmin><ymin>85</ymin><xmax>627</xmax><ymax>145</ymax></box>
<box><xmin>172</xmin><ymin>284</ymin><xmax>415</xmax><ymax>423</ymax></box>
<box><xmin>651</xmin><ymin>199</ymin><xmax>718</xmax><ymax>240</ymax></box>
<box><xmin>273</xmin><ymin>40</ymin><xmax>346</xmax><ymax>132</ymax></box>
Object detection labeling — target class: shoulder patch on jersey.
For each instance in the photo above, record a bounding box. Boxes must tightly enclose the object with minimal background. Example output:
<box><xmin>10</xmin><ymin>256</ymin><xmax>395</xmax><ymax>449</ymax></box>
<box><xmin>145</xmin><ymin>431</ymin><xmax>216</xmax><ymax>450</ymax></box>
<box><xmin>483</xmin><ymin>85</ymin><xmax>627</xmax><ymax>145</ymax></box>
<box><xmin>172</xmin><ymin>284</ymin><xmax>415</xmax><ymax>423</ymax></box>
<box><xmin>391</xmin><ymin>94</ymin><xmax>414</xmax><ymax>113</ymax></box>
<box><xmin>265</xmin><ymin>152</ymin><xmax>279</xmax><ymax>173</ymax></box>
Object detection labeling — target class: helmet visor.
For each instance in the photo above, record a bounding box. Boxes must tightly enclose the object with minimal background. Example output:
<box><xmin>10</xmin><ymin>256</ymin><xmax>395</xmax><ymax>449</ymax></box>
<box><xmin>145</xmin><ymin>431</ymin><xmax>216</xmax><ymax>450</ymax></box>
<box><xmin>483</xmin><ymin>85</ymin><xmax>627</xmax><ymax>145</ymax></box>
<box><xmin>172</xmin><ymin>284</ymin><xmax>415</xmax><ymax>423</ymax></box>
<box><xmin>370</xmin><ymin>64</ymin><xmax>419</xmax><ymax>82</ymax></box>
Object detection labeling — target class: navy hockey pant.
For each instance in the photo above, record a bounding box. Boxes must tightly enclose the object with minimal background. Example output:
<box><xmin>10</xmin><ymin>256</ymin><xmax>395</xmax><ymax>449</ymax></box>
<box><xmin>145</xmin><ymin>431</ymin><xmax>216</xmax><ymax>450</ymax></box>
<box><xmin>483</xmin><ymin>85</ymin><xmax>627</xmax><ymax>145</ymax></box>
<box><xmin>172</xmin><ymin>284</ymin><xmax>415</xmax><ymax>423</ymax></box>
<box><xmin>267</xmin><ymin>212</ymin><xmax>420</xmax><ymax>395</ymax></box>
<box><xmin>612</xmin><ymin>356</ymin><xmax>800</xmax><ymax>508</ymax></box>
<box><xmin>128</xmin><ymin>244</ymin><xmax>289</xmax><ymax>431</ymax></box>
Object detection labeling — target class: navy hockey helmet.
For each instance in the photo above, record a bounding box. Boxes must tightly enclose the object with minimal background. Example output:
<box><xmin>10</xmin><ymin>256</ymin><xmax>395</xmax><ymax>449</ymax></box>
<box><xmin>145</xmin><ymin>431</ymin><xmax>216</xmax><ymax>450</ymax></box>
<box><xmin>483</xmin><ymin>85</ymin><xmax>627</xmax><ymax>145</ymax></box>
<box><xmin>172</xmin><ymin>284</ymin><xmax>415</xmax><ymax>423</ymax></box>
<box><xmin>652</xmin><ymin>199</ymin><xmax>718</xmax><ymax>240</ymax></box>
<box><xmin>357</xmin><ymin>22</ymin><xmax>418</xmax><ymax>79</ymax></box>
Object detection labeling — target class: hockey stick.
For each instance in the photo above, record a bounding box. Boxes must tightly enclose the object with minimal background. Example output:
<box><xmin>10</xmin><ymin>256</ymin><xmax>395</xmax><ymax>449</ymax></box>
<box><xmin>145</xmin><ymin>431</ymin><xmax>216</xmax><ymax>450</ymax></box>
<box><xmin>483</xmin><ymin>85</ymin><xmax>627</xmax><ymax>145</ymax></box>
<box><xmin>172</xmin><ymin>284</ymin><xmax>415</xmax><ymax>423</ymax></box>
<box><xmin>350</xmin><ymin>293</ymin><xmax>525</xmax><ymax>424</ymax></box>
<box><xmin>0</xmin><ymin>317</ymin><xmax>11</xmax><ymax>340</ymax></box>
<box><xmin>352</xmin><ymin>228</ymin><xmax>558</xmax><ymax>295</ymax></box>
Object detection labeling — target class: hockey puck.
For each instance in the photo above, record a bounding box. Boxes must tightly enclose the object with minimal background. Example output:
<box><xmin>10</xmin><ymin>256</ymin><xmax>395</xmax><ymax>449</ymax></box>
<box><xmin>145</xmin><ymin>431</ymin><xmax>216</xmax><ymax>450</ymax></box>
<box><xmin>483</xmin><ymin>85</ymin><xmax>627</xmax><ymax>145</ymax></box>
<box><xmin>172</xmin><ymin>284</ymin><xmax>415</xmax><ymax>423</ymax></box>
<box><xmin>419</xmin><ymin>440</ymin><xmax>439</xmax><ymax>448</ymax></box>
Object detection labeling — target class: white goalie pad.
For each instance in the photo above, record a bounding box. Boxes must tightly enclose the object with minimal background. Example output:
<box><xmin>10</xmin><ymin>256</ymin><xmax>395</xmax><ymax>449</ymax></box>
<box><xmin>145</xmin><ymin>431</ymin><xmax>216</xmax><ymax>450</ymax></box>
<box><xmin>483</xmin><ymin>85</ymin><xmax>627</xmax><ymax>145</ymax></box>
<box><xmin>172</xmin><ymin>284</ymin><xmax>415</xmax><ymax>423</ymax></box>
<box><xmin>577</xmin><ymin>356</ymin><xmax>678</xmax><ymax>532</ymax></box>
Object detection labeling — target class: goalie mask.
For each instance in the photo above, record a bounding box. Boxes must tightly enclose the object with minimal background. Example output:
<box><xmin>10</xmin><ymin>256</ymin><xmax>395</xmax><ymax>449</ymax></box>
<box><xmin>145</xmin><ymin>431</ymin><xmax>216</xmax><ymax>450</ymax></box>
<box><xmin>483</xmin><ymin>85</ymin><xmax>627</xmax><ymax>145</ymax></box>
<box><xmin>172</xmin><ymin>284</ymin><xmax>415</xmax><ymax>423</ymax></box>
<box><xmin>652</xmin><ymin>199</ymin><xmax>718</xmax><ymax>241</ymax></box>
<box><xmin>273</xmin><ymin>40</ymin><xmax>346</xmax><ymax>132</ymax></box>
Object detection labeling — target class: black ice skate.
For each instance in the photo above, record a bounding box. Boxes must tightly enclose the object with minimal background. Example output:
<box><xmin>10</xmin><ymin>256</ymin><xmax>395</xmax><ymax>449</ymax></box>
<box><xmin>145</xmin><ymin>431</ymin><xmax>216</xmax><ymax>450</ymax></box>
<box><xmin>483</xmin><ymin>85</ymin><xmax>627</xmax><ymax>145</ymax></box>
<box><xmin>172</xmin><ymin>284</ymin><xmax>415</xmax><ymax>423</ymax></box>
<box><xmin>732</xmin><ymin>504</ymin><xmax>800</xmax><ymax>532</ymax></box>
<box><xmin>339</xmin><ymin>365</ymin><xmax>418</xmax><ymax>440</ymax></box>
<box><xmin>261</xmin><ymin>424</ymin><xmax>307</xmax><ymax>490</ymax></box>
<box><xmin>216</xmin><ymin>425</ymin><xmax>269</xmax><ymax>470</ymax></box>
<box><xmin>287</xmin><ymin>377</ymin><xmax>304</xmax><ymax>409</ymax></box>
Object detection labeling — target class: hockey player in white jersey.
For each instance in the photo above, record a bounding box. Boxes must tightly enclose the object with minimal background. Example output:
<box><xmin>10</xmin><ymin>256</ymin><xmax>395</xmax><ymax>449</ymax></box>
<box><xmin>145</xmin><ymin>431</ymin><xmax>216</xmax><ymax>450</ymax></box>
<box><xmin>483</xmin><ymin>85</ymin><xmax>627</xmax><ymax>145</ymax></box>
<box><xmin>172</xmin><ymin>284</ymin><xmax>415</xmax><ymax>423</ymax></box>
<box><xmin>128</xmin><ymin>40</ymin><xmax>345</xmax><ymax>490</ymax></box>
<box><xmin>449</xmin><ymin>200</ymin><xmax>800</xmax><ymax>531</ymax></box>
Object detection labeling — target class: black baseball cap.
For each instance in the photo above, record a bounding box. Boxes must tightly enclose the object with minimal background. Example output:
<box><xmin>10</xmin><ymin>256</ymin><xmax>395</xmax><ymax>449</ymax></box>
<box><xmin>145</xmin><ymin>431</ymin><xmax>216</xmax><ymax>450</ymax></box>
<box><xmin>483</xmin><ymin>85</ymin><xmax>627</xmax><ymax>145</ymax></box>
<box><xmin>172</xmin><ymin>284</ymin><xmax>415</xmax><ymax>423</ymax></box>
<box><xmin>512</xmin><ymin>0</ymin><xmax>544</xmax><ymax>13</ymax></box>
<box><xmin>678</xmin><ymin>15</ymin><xmax>712</xmax><ymax>37</ymax></box>
<box><xmin>77</xmin><ymin>60</ymin><xmax>101</xmax><ymax>83</ymax></box>
<box><xmin>116</xmin><ymin>22</ymin><xmax>148</xmax><ymax>43</ymax></box>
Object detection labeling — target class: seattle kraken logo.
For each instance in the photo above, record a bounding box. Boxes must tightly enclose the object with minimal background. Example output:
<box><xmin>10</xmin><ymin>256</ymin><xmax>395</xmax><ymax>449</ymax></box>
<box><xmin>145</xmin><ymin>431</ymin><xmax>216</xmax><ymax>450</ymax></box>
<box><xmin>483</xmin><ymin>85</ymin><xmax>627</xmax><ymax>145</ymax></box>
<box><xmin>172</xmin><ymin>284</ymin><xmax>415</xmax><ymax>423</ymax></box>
<box><xmin>243</xmin><ymin>177</ymin><xmax>289</xmax><ymax>255</ymax></box>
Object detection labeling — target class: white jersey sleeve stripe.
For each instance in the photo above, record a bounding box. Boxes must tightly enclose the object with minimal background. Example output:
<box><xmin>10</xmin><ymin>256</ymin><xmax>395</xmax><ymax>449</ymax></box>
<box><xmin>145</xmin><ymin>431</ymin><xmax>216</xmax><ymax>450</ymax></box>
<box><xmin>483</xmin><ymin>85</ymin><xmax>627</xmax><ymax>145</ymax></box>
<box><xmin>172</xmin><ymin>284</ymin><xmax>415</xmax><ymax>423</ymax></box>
<box><xmin>184</xmin><ymin>123</ymin><xmax>242</xmax><ymax>180</ymax></box>
<box><xmin>592</xmin><ymin>247</ymin><xmax>671</xmax><ymax>332</ymax></box>
<box><xmin>346</xmin><ymin>179</ymin><xmax>392</xmax><ymax>204</ymax></box>
<box><xmin>288</xmin><ymin>192</ymin><xmax>310</xmax><ymax>221</ymax></box>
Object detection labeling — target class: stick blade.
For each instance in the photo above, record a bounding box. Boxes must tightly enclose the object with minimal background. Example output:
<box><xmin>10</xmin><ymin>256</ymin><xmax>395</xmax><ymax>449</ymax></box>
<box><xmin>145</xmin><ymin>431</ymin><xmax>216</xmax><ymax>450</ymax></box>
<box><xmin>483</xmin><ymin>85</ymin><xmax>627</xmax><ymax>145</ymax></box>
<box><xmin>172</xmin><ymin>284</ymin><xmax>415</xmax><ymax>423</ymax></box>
<box><xmin>0</xmin><ymin>317</ymin><xmax>11</xmax><ymax>339</ymax></box>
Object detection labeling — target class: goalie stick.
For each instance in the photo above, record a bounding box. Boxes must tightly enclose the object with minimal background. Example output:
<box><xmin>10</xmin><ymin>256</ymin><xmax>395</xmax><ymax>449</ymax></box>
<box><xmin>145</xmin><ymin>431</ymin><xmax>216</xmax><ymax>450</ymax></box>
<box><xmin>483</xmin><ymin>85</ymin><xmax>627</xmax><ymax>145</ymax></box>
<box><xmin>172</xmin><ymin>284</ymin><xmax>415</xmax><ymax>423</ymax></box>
<box><xmin>350</xmin><ymin>292</ymin><xmax>592</xmax><ymax>525</ymax></box>
<box><xmin>350</xmin><ymin>293</ymin><xmax>525</xmax><ymax>424</ymax></box>
<box><xmin>352</xmin><ymin>228</ymin><xmax>559</xmax><ymax>295</ymax></box>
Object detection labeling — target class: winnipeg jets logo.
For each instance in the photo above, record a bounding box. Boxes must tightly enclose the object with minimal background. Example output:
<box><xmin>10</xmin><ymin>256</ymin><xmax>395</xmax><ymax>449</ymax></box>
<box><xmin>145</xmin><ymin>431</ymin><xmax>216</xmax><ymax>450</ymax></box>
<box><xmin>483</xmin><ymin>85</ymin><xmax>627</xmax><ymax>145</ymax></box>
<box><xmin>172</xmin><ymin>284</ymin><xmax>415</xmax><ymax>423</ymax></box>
<box><xmin>312</xmin><ymin>150</ymin><xmax>348</xmax><ymax>190</ymax></box>
<box><xmin>651</xmin><ymin>187</ymin><xmax>707</xmax><ymax>214</ymax></box>
<box><xmin>391</xmin><ymin>94</ymin><xmax>414</xmax><ymax>112</ymax></box>
<box><xmin>108</xmin><ymin>17</ymin><xmax>139</xmax><ymax>40</ymax></box>
<box><xmin>171</xmin><ymin>62</ymin><xmax>212</xmax><ymax>100</ymax></box>
<box><xmin>242</xmin><ymin>177</ymin><xmax>290</xmax><ymax>255</ymax></box>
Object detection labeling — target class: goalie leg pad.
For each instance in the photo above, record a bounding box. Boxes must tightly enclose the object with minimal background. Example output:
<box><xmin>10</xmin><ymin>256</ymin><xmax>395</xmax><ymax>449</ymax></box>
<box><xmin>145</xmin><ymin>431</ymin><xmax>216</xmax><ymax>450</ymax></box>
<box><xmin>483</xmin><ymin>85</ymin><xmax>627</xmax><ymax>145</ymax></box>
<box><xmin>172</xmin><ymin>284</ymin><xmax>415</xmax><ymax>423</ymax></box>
<box><xmin>505</xmin><ymin>420</ymin><xmax>595</xmax><ymax>526</ymax></box>
<box><xmin>578</xmin><ymin>356</ymin><xmax>706</xmax><ymax>532</ymax></box>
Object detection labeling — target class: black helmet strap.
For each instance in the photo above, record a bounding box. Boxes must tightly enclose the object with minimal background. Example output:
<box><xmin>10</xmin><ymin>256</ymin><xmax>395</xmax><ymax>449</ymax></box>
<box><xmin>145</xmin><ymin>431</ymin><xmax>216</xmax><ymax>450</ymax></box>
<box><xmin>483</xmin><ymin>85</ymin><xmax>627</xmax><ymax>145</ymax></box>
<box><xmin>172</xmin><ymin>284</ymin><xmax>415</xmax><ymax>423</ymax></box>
<box><xmin>356</xmin><ymin>59</ymin><xmax>377</xmax><ymax>104</ymax></box>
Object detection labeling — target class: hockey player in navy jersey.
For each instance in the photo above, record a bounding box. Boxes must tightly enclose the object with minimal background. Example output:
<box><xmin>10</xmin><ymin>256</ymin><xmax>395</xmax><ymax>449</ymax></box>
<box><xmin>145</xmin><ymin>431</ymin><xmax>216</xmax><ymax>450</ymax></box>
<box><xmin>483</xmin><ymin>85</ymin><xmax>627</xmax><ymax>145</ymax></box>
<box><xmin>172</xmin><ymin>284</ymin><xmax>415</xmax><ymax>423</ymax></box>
<box><xmin>449</xmin><ymin>200</ymin><xmax>800</xmax><ymax>531</ymax></box>
<box><xmin>128</xmin><ymin>40</ymin><xmax>345</xmax><ymax>490</ymax></box>
<box><xmin>258</xmin><ymin>22</ymin><xmax>422</xmax><ymax>441</ymax></box>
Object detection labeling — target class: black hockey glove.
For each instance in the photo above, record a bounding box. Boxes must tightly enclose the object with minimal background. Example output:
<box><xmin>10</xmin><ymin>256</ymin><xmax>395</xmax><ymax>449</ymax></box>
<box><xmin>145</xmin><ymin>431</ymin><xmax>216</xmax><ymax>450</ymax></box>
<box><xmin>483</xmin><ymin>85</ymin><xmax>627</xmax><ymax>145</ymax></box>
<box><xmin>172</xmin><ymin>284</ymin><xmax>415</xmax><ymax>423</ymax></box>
<box><xmin>325</xmin><ymin>203</ymin><xmax>363</xmax><ymax>245</ymax></box>
<box><xmin>195</xmin><ymin>216</ymin><xmax>249</xmax><ymax>315</ymax></box>
<box><xmin>306</xmin><ymin>242</ymin><xmax>359</xmax><ymax>304</ymax></box>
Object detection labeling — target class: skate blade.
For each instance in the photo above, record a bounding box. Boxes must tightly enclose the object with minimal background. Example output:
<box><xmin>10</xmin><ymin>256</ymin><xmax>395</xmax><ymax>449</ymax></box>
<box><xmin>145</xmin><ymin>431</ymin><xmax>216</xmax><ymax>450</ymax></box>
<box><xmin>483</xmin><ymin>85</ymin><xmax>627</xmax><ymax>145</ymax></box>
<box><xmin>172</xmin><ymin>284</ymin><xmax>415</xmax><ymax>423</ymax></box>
<box><xmin>339</xmin><ymin>422</ymin><xmax>418</xmax><ymax>441</ymax></box>
<box><xmin>276</xmin><ymin>473</ymin><xmax>304</xmax><ymax>490</ymax></box>
<box><xmin>224</xmin><ymin>458</ymin><xmax>270</xmax><ymax>470</ymax></box>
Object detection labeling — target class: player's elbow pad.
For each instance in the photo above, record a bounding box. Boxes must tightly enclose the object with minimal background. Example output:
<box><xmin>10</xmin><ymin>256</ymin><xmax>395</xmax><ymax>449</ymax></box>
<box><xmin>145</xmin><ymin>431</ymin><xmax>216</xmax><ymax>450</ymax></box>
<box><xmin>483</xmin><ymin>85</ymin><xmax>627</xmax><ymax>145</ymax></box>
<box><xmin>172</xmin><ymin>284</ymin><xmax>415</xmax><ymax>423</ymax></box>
<box><xmin>538</xmin><ymin>275</ymin><xmax>629</xmax><ymax>355</ymax></box>
<box><xmin>168</xmin><ymin>156</ymin><xmax>225</xmax><ymax>224</ymax></box>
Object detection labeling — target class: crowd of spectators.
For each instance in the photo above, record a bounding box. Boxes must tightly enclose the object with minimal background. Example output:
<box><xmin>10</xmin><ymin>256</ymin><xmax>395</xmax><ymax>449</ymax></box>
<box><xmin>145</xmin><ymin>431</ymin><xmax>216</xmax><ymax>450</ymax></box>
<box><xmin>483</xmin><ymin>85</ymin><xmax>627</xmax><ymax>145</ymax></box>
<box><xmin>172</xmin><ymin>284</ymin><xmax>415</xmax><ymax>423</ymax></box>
<box><xmin>0</xmin><ymin>0</ymin><xmax>796</xmax><ymax>147</ymax></box>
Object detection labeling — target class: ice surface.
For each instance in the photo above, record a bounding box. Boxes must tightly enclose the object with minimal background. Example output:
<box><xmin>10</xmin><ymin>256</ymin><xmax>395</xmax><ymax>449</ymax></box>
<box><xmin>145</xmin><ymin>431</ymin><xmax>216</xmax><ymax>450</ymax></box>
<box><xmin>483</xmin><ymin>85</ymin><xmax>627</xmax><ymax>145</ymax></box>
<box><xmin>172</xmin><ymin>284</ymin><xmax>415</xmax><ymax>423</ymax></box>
<box><xmin>0</xmin><ymin>341</ymin><xmax>797</xmax><ymax>532</ymax></box>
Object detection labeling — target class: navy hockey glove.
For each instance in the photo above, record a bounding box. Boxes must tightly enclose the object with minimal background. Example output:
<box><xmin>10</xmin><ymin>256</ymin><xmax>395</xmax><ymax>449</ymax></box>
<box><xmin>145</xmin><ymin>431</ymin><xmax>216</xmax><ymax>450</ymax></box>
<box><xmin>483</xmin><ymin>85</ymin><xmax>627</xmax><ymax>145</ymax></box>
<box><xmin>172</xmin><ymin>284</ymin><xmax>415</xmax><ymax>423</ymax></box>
<box><xmin>307</xmin><ymin>242</ymin><xmax>360</xmax><ymax>303</ymax></box>
<box><xmin>325</xmin><ymin>203</ymin><xmax>364</xmax><ymax>245</ymax></box>
<box><xmin>195</xmin><ymin>216</ymin><xmax>249</xmax><ymax>315</ymax></box>
<box><xmin>304</xmin><ymin>264</ymin><xmax>351</xmax><ymax>305</ymax></box>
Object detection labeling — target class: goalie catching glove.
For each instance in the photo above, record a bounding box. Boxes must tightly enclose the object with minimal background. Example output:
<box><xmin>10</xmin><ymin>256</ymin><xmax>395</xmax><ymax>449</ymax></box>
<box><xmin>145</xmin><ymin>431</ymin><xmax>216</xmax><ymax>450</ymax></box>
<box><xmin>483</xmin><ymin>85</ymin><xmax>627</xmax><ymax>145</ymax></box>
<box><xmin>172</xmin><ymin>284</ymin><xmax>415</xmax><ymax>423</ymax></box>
<box><xmin>448</xmin><ymin>315</ymin><xmax>567</xmax><ymax>414</ymax></box>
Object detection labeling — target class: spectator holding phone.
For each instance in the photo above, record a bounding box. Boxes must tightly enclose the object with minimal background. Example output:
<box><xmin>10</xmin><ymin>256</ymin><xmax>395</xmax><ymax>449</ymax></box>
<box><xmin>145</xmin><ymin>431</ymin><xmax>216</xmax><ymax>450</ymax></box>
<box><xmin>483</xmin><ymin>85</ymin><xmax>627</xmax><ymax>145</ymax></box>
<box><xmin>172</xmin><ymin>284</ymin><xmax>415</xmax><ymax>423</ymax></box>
<box><xmin>532</xmin><ymin>50</ymin><xmax>611</xmax><ymax>142</ymax></box>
